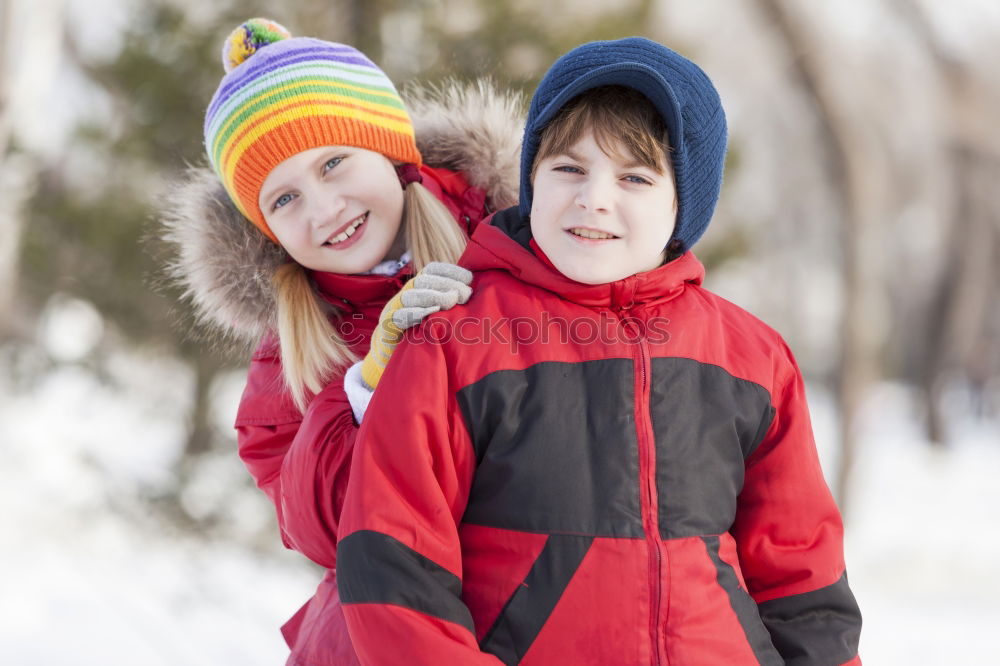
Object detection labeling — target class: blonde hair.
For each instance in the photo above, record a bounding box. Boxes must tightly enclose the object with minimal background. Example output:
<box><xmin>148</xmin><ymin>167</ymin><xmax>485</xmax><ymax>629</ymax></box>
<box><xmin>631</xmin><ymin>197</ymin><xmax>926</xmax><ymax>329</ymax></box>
<box><xmin>274</xmin><ymin>179</ymin><xmax>468</xmax><ymax>412</ymax></box>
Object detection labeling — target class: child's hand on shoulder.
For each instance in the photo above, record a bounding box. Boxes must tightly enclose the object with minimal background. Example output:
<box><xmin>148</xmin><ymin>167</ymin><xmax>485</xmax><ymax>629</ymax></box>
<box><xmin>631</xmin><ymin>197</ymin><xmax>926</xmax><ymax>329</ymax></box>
<box><xmin>394</xmin><ymin>262</ymin><xmax>473</xmax><ymax>329</ymax></box>
<box><xmin>351</xmin><ymin>263</ymin><xmax>474</xmax><ymax>422</ymax></box>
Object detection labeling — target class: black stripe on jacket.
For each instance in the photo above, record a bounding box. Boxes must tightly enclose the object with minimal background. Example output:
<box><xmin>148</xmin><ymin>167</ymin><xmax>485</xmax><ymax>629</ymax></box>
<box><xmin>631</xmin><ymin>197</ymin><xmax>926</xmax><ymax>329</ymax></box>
<box><xmin>702</xmin><ymin>535</ymin><xmax>784</xmax><ymax>665</ymax></box>
<box><xmin>758</xmin><ymin>572</ymin><xmax>862</xmax><ymax>665</ymax></box>
<box><xmin>480</xmin><ymin>534</ymin><xmax>594</xmax><ymax>664</ymax></box>
<box><xmin>337</xmin><ymin>530</ymin><xmax>476</xmax><ymax>633</ymax></box>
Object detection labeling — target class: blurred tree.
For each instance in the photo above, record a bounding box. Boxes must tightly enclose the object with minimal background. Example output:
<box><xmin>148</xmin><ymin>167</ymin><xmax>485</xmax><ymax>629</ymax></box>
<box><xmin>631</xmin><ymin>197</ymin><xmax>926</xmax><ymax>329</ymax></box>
<box><xmin>750</xmin><ymin>0</ymin><xmax>1000</xmax><ymax>511</ymax></box>
<box><xmin>0</xmin><ymin>0</ymin><xmax>9</xmax><ymax>157</ymax></box>
<box><xmin>0</xmin><ymin>0</ymin><xmax>18</xmax><ymax>329</ymax></box>
<box><xmin>756</xmin><ymin>0</ymin><xmax>892</xmax><ymax>510</ymax></box>
<box><xmin>16</xmin><ymin>0</ymin><xmax>279</xmax><ymax>531</ymax></box>
<box><xmin>0</xmin><ymin>0</ymin><xmax>46</xmax><ymax>338</ymax></box>
<box><xmin>889</xmin><ymin>0</ymin><xmax>1000</xmax><ymax>445</ymax></box>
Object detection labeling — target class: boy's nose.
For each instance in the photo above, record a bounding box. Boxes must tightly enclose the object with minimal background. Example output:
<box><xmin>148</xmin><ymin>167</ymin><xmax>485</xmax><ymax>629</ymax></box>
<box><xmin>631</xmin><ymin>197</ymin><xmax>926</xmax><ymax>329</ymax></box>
<box><xmin>575</xmin><ymin>177</ymin><xmax>613</xmax><ymax>213</ymax></box>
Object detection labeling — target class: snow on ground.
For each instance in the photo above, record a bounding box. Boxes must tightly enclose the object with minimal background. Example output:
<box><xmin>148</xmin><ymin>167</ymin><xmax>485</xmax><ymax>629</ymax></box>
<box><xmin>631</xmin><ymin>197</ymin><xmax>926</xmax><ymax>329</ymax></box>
<box><xmin>0</xmin><ymin>346</ymin><xmax>318</xmax><ymax>665</ymax></box>
<box><xmin>840</xmin><ymin>383</ymin><xmax>1000</xmax><ymax>666</ymax></box>
<box><xmin>1</xmin><ymin>341</ymin><xmax>998</xmax><ymax>664</ymax></box>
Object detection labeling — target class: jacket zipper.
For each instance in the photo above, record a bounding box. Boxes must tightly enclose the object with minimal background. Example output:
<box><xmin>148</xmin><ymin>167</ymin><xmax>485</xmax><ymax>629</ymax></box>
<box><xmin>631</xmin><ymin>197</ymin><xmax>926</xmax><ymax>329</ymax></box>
<box><xmin>622</xmin><ymin>313</ymin><xmax>666</xmax><ymax>665</ymax></box>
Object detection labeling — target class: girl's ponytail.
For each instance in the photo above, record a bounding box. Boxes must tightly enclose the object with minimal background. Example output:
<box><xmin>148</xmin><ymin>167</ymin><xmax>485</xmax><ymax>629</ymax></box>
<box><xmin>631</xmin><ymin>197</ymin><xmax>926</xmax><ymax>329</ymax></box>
<box><xmin>403</xmin><ymin>181</ymin><xmax>469</xmax><ymax>272</ymax></box>
<box><xmin>273</xmin><ymin>262</ymin><xmax>357</xmax><ymax>412</ymax></box>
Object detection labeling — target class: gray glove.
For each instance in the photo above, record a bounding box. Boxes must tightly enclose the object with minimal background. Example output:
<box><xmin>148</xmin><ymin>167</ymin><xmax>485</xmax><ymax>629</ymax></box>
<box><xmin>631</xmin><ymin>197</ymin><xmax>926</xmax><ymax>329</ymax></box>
<box><xmin>393</xmin><ymin>262</ymin><xmax>473</xmax><ymax>329</ymax></box>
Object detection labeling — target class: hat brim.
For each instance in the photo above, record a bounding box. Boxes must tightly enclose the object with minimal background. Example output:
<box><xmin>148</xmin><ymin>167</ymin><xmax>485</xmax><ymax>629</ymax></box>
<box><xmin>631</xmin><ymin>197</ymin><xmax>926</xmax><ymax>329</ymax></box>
<box><xmin>530</xmin><ymin>62</ymin><xmax>685</xmax><ymax>153</ymax></box>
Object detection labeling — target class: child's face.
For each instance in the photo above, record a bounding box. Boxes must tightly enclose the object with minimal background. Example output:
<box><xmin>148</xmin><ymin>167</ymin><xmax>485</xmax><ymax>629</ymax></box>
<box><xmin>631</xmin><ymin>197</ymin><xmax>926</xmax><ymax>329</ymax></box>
<box><xmin>259</xmin><ymin>145</ymin><xmax>406</xmax><ymax>274</ymax></box>
<box><xmin>530</xmin><ymin>131</ymin><xmax>677</xmax><ymax>285</ymax></box>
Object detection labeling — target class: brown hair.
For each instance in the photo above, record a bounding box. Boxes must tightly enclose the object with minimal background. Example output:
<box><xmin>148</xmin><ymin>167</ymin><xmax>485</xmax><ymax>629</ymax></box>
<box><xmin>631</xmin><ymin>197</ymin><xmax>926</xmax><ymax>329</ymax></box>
<box><xmin>274</xmin><ymin>182</ymin><xmax>467</xmax><ymax>412</ymax></box>
<box><xmin>531</xmin><ymin>85</ymin><xmax>672</xmax><ymax>182</ymax></box>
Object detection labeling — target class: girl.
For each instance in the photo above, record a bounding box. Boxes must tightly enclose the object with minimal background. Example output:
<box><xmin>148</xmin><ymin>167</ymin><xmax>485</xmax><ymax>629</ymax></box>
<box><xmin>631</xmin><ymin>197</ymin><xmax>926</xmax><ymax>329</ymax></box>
<box><xmin>161</xmin><ymin>18</ymin><xmax>521</xmax><ymax>665</ymax></box>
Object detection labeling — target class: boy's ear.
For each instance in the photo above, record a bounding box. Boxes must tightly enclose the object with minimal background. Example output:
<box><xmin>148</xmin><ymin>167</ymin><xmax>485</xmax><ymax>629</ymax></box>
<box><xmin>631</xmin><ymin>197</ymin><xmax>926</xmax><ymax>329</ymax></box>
<box><xmin>664</xmin><ymin>238</ymin><xmax>685</xmax><ymax>262</ymax></box>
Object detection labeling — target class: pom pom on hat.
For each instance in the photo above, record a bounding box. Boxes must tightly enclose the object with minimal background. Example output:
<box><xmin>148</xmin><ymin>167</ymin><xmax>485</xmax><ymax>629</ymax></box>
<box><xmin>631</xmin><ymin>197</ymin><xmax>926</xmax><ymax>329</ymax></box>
<box><xmin>222</xmin><ymin>18</ymin><xmax>292</xmax><ymax>73</ymax></box>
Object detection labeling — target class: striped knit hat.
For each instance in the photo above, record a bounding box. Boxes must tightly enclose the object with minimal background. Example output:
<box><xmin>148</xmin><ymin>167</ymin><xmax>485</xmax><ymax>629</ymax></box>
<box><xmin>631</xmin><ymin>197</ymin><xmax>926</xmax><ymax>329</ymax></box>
<box><xmin>204</xmin><ymin>18</ymin><xmax>422</xmax><ymax>242</ymax></box>
<box><xmin>520</xmin><ymin>37</ymin><xmax>727</xmax><ymax>253</ymax></box>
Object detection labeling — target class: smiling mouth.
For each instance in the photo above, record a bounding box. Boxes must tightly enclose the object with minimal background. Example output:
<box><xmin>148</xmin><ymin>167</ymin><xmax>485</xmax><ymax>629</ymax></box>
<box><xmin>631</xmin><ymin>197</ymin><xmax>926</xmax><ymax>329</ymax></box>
<box><xmin>568</xmin><ymin>227</ymin><xmax>619</xmax><ymax>240</ymax></box>
<box><xmin>324</xmin><ymin>212</ymin><xmax>369</xmax><ymax>246</ymax></box>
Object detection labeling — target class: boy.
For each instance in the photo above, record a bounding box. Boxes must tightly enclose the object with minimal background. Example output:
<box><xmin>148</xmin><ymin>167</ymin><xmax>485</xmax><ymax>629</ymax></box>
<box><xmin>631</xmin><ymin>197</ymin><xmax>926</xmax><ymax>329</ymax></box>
<box><xmin>336</xmin><ymin>38</ymin><xmax>862</xmax><ymax>665</ymax></box>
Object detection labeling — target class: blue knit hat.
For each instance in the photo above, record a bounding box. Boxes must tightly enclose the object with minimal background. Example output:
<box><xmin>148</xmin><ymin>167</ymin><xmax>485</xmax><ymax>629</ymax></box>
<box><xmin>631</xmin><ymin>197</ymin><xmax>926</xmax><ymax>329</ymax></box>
<box><xmin>520</xmin><ymin>37</ymin><xmax>728</xmax><ymax>253</ymax></box>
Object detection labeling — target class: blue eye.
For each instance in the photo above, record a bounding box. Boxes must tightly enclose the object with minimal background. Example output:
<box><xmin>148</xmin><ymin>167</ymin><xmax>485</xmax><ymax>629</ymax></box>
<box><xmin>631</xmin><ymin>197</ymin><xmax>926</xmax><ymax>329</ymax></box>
<box><xmin>554</xmin><ymin>165</ymin><xmax>583</xmax><ymax>174</ymax></box>
<box><xmin>323</xmin><ymin>156</ymin><xmax>343</xmax><ymax>173</ymax></box>
<box><xmin>624</xmin><ymin>175</ymin><xmax>653</xmax><ymax>185</ymax></box>
<box><xmin>273</xmin><ymin>193</ymin><xmax>295</xmax><ymax>210</ymax></box>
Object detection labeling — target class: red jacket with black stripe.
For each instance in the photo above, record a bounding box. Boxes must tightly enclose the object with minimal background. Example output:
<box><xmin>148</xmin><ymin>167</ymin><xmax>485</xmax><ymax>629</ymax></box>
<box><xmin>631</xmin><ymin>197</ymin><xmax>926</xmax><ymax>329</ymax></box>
<box><xmin>337</xmin><ymin>207</ymin><xmax>862</xmax><ymax>665</ymax></box>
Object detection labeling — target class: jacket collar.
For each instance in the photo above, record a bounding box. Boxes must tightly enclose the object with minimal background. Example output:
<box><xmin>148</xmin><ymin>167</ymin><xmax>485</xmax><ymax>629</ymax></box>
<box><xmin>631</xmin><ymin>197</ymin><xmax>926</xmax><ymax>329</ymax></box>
<box><xmin>311</xmin><ymin>264</ymin><xmax>412</xmax><ymax>314</ymax></box>
<box><xmin>461</xmin><ymin>207</ymin><xmax>704</xmax><ymax>310</ymax></box>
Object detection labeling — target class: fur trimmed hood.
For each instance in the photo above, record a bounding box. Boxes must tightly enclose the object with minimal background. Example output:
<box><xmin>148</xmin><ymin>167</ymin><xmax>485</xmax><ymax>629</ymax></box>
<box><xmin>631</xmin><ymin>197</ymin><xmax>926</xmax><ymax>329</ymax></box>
<box><xmin>159</xmin><ymin>80</ymin><xmax>524</xmax><ymax>348</ymax></box>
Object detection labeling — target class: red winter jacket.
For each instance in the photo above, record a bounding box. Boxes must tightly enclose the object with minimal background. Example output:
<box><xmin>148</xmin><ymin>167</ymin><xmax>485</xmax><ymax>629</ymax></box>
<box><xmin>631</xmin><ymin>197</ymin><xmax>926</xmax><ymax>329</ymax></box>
<box><xmin>337</xmin><ymin>207</ymin><xmax>862</xmax><ymax>665</ymax></box>
<box><xmin>235</xmin><ymin>165</ymin><xmax>488</xmax><ymax>665</ymax></box>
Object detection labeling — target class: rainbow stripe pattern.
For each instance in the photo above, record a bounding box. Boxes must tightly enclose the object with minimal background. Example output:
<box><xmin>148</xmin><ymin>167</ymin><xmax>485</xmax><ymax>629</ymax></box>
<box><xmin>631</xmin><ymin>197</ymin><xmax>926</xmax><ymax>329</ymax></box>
<box><xmin>204</xmin><ymin>23</ymin><xmax>421</xmax><ymax>242</ymax></box>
